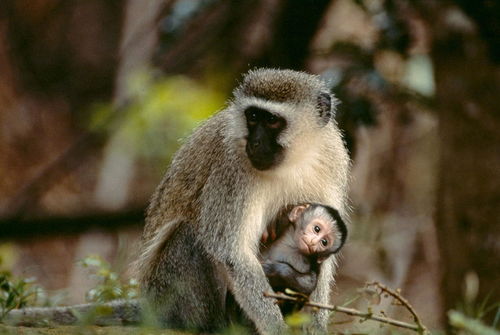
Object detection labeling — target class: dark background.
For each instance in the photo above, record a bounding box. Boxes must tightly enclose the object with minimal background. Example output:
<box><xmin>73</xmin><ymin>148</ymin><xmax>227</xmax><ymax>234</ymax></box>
<box><xmin>0</xmin><ymin>0</ymin><xmax>498</xmax><ymax>333</ymax></box>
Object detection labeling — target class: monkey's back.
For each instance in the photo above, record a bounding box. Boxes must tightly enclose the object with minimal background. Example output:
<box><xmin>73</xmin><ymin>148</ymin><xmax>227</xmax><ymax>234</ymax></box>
<box><xmin>144</xmin><ymin>112</ymin><xmax>229</xmax><ymax>237</ymax></box>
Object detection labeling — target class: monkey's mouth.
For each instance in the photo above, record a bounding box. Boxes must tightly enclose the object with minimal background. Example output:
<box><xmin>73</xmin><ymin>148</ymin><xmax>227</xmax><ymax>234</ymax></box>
<box><xmin>245</xmin><ymin>143</ymin><xmax>284</xmax><ymax>171</ymax></box>
<box><xmin>298</xmin><ymin>239</ymin><xmax>312</xmax><ymax>255</ymax></box>
<box><xmin>247</xmin><ymin>153</ymin><xmax>279</xmax><ymax>171</ymax></box>
<box><xmin>248</xmin><ymin>156</ymin><xmax>276</xmax><ymax>170</ymax></box>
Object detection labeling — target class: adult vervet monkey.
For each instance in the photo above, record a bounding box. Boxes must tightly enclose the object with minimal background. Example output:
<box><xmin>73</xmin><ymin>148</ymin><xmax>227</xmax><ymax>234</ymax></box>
<box><xmin>137</xmin><ymin>68</ymin><xmax>350</xmax><ymax>334</ymax></box>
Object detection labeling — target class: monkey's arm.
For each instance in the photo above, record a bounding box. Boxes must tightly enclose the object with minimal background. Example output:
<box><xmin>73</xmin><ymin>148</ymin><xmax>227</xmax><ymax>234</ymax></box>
<box><xmin>225</xmin><ymin>254</ymin><xmax>286</xmax><ymax>334</ymax></box>
<box><xmin>198</xmin><ymin>182</ymin><xmax>287</xmax><ymax>334</ymax></box>
<box><xmin>262</xmin><ymin>262</ymin><xmax>317</xmax><ymax>295</ymax></box>
<box><xmin>2</xmin><ymin>299</ymin><xmax>140</xmax><ymax>327</ymax></box>
<box><xmin>207</xmin><ymin>245</ymin><xmax>287</xmax><ymax>334</ymax></box>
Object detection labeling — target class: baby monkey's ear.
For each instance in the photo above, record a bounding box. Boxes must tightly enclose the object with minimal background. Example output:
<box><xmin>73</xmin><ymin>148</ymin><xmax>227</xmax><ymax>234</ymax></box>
<box><xmin>288</xmin><ymin>204</ymin><xmax>310</xmax><ymax>222</ymax></box>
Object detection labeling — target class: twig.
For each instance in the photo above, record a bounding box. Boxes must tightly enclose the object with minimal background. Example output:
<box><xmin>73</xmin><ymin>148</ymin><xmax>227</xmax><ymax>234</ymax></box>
<box><xmin>264</xmin><ymin>291</ymin><xmax>424</xmax><ymax>333</ymax></box>
<box><xmin>367</xmin><ymin>281</ymin><xmax>429</xmax><ymax>334</ymax></box>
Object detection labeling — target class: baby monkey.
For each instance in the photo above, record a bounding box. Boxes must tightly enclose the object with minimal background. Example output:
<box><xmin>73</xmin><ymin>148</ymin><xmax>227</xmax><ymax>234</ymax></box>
<box><xmin>261</xmin><ymin>204</ymin><xmax>347</xmax><ymax>300</ymax></box>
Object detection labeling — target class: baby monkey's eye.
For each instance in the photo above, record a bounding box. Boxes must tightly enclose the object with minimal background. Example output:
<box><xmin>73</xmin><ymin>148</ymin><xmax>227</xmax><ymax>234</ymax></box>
<box><xmin>321</xmin><ymin>239</ymin><xmax>328</xmax><ymax>247</ymax></box>
<box><xmin>314</xmin><ymin>226</ymin><xmax>320</xmax><ymax>233</ymax></box>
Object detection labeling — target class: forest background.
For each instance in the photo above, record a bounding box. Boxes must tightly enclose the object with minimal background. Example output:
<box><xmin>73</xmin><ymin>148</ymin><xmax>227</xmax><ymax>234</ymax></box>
<box><xmin>0</xmin><ymin>0</ymin><xmax>498</xmax><ymax>333</ymax></box>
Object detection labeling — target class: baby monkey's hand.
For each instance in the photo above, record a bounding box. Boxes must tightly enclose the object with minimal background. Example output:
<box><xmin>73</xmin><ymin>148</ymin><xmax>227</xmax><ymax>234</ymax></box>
<box><xmin>262</xmin><ymin>204</ymin><xmax>310</xmax><ymax>244</ymax></box>
<box><xmin>261</xmin><ymin>222</ymin><xmax>277</xmax><ymax>243</ymax></box>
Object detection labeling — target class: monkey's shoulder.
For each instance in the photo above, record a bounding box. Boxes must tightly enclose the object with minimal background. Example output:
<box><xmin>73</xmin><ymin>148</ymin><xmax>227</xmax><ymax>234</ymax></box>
<box><xmin>145</xmin><ymin>110</ymin><xmax>248</xmax><ymax>230</ymax></box>
<box><xmin>144</xmin><ymin>113</ymin><xmax>228</xmax><ymax>226</ymax></box>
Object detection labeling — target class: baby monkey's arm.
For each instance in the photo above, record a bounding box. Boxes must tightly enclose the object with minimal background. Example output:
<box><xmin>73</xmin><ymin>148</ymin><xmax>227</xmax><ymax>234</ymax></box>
<box><xmin>261</xmin><ymin>204</ymin><xmax>310</xmax><ymax>243</ymax></box>
<box><xmin>262</xmin><ymin>262</ymin><xmax>317</xmax><ymax>295</ymax></box>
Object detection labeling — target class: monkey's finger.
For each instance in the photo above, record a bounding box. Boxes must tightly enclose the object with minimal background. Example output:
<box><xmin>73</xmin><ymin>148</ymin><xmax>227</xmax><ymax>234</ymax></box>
<box><xmin>261</xmin><ymin>231</ymin><xmax>269</xmax><ymax>243</ymax></box>
<box><xmin>271</xmin><ymin>228</ymin><xmax>277</xmax><ymax>241</ymax></box>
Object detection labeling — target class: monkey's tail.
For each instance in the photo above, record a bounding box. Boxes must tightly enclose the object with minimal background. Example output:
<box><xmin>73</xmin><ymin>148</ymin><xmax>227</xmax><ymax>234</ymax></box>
<box><xmin>133</xmin><ymin>219</ymin><xmax>182</xmax><ymax>285</ymax></box>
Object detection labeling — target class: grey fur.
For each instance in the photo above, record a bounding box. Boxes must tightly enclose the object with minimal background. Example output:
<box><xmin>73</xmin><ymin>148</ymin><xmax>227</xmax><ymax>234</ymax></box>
<box><xmin>235</xmin><ymin>68</ymin><xmax>327</xmax><ymax>105</ymax></box>
<box><xmin>261</xmin><ymin>222</ymin><xmax>319</xmax><ymax>296</ymax></box>
<box><xmin>136</xmin><ymin>68</ymin><xmax>350</xmax><ymax>335</ymax></box>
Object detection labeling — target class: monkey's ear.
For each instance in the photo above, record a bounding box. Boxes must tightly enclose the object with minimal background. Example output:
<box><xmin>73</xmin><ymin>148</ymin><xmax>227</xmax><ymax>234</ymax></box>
<box><xmin>316</xmin><ymin>92</ymin><xmax>333</xmax><ymax>125</ymax></box>
<box><xmin>288</xmin><ymin>205</ymin><xmax>308</xmax><ymax>222</ymax></box>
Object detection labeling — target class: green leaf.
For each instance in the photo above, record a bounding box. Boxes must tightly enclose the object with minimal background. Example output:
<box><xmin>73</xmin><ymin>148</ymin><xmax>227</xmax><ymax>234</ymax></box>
<box><xmin>5</xmin><ymin>292</ymin><xmax>15</xmax><ymax>309</ymax></box>
<box><xmin>285</xmin><ymin>311</ymin><xmax>312</xmax><ymax>328</ymax></box>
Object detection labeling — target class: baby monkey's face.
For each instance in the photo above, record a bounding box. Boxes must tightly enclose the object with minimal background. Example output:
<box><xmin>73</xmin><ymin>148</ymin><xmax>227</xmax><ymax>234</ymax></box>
<box><xmin>294</xmin><ymin>217</ymin><xmax>336</xmax><ymax>256</ymax></box>
<box><xmin>287</xmin><ymin>204</ymin><xmax>339</xmax><ymax>257</ymax></box>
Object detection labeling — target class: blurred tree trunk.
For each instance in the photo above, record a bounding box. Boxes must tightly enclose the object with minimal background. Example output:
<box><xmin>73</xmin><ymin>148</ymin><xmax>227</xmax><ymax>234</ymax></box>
<box><xmin>306</xmin><ymin>1</ymin><xmax>444</xmax><ymax>328</ymax></box>
<box><xmin>428</xmin><ymin>1</ymin><xmax>500</xmax><ymax>322</ymax></box>
<box><xmin>94</xmin><ymin>0</ymin><xmax>168</xmax><ymax>211</ymax></box>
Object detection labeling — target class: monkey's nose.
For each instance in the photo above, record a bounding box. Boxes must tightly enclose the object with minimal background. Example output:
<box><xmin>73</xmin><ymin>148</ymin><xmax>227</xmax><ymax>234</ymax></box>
<box><xmin>250</xmin><ymin>140</ymin><xmax>260</xmax><ymax>148</ymax></box>
<box><xmin>307</xmin><ymin>245</ymin><xmax>314</xmax><ymax>254</ymax></box>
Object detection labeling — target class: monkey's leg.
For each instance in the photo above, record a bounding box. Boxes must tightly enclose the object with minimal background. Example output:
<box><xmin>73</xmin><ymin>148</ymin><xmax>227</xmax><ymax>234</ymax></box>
<box><xmin>143</xmin><ymin>224</ymin><xmax>227</xmax><ymax>332</ymax></box>
<box><xmin>225</xmin><ymin>292</ymin><xmax>260</xmax><ymax>334</ymax></box>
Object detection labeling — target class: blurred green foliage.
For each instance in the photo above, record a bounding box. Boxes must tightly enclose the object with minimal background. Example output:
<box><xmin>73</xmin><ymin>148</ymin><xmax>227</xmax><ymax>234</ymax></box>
<box><xmin>0</xmin><ymin>274</ymin><xmax>39</xmax><ymax>320</ymax></box>
<box><xmin>89</xmin><ymin>70</ymin><xmax>227</xmax><ymax>168</ymax></box>
<box><xmin>80</xmin><ymin>255</ymin><xmax>139</xmax><ymax>303</ymax></box>
<box><xmin>456</xmin><ymin>272</ymin><xmax>500</xmax><ymax>331</ymax></box>
<box><xmin>449</xmin><ymin>310</ymin><xmax>500</xmax><ymax>335</ymax></box>
<box><xmin>285</xmin><ymin>311</ymin><xmax>312</xmax><ymax>334</ymax></box>
<box><xmin>79</xmin><ymin>255</ymin><xmax>138</xmax><ymax>303</ymax></box>
<box><xmin>0</xmin><ymin>255</ymin><xmax>60</xmax><ymax>320</ymax></box>
<box><xmin>0</xmin><ymin>256</ymin><xmax>66</xmax><ymax>319</ymax></box>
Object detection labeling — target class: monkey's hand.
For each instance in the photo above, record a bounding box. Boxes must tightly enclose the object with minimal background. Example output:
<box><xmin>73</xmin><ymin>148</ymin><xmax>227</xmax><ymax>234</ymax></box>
<box><xmin>261</xmin><ymin>212</ymin><xmax>291</xmax><ymax>244</ymax></box>
<box><xmin>261</xmin><ymin>223</ymin><xmax>277</xmax><ymax>243</ymax></box>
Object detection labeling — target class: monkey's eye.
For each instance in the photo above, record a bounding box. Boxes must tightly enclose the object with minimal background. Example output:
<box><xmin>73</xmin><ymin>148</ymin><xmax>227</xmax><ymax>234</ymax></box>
<box><xmin>248</xmin><ymin>112</ymin><xmax>258</xmax><ymax>125</ymax></box>
<box><xmin>321</xmin><ymin>239</ymin><xmax>328</xmax><ymax>247</ymax></box>
<box><xmin>314</xmin><ymin>226</ymin><xmax>320</xmax><ymax>233</ymax></box>
<box><xmin>265</xmin><ymin>114</ymin><xmax>281</xmax><ymax>128</ymax></box>
<box><xmin>245</xmin><ymin>107</ymin><xmax>262</xmax><ymax>125</ymax></box>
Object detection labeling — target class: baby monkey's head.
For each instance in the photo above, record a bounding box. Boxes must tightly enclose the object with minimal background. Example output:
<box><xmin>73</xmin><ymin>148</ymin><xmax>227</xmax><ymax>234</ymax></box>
<box><xmin>289</xmin><ymin>204</ymin><xmax>347</xmax><ymax>262</ymax></box>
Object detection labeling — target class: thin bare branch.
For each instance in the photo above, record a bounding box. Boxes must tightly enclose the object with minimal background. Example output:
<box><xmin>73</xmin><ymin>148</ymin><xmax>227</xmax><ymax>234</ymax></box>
<box><xmin>367</xmin><ymin>281</ymin><xmax>429</xmax><ymax>334</ymax></box>
<box><xmin>264</xmin><ymin>291</ymin><xmax>427</xmax><ymax>334</ymax></box>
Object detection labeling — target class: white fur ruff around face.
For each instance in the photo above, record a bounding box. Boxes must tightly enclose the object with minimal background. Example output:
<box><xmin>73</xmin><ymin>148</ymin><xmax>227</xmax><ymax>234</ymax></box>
<box><xmin>238</xmin><ymin>126</ymin><xmax>348</xmax><ymax>254</ymax></box>
<box><xmin>227</xmin><ymin>96</ymin><xmax>322</xmax><ymax>149</ymax></box>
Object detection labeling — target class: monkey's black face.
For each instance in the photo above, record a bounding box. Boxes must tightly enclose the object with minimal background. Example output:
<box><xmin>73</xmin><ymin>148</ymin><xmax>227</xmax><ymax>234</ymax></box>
<box><xmin>244</xmin><ymin>106</ymin><xmax>286</xmax><ymax>170</ymax></box>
